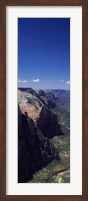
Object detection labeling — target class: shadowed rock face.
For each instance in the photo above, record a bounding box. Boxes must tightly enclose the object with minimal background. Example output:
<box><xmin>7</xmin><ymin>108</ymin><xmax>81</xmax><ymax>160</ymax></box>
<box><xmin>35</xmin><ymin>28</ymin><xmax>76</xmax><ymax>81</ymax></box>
<box><xmin>37</xmin><ymin>89</ymin><xmax>46</xmax><ymax>97</ymax></box>
<box><xmin>18</xmin><ymin>106</ymin><xmax>59</xmax><ymax>183</ymax></box>
<box><xmin>37</xmin><ymin>106</ymin><xmax>64</xmax><ymax>138</ymax></box>
<box><xmin>18</xmin><ymin>88</ymin><xmax>65</xmax><ymax>182</ymax></box>
<box><xmin>37</xmin><ymin>90</ymin><xmax>57</xmax><ymax>109</ymax></box>
<box><xmin>18</xmin><ymin>105</ymin><xmax>42</xmax><ymax>182</ymax></box>
<box><xmin>18</xmin><ymin>88</ymin><xmax>70</xmax><ymax>183</ymax></box>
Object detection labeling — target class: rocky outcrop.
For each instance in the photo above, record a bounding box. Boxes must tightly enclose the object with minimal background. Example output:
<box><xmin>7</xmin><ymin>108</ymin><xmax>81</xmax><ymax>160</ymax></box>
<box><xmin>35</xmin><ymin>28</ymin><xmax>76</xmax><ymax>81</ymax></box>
<box><xmin>44</xmin><ymin>89</ymin><xmax>70</xmax><ymax>111</ymax></box>
<box><xmin>18</xmin><ymin>105</ymin><xmax>42</xmax><ymax>182</ymax></box>
<box><xmin>18</xmin><ymin>88</ymin><xmax>65</xmax><ymax>182</ymax></box>
<box><xmin>37</xmin><ymin>90</ymin><xmax>57</xmax><ymax>109</ymax></box>
<box><xmin>37</xmin><ymin>89</ymin><xmax>46</xmax><ymax>97</ymax></box>
<box><xmin>37</xmin><ymin>106</ymin><xmax>64</xmax><ymax>138</ymax></box>
<box><xmin>18</xmin><ymin>105</ymin><xmax>59</xmax><ymax>183</ymax></box>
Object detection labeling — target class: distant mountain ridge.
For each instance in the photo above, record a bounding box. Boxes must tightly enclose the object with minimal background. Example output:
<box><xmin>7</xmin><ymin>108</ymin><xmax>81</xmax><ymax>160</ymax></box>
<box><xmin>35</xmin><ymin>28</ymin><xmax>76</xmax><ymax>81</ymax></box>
<box><xmin>36</xmin><ymin>89</ymin><xmax>70</xmax><ymax>111</ymax></box>
<box><xmin>18</xmin><ymin>88</ymin><xmax>64</xmax><ymax>137</ymax></box>
<box><xmin>19</xmin><ymin>88</ymin><xmax>70</xmax><ymax>110</ymax></box>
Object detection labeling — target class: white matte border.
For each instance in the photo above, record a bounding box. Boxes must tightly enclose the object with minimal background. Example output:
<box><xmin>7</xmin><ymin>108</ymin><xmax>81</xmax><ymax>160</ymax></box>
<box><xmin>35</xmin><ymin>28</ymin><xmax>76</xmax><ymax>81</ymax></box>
<box><xmin>6</xmin><ymin>6</ymin><xmax>82</xmax><ymax>195</ymax></box>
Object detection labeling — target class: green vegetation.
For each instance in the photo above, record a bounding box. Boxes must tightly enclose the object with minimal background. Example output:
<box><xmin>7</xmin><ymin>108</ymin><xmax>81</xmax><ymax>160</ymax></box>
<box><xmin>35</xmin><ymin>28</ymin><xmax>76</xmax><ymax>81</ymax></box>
<box><xmin>29</xmin><ymin>134</ymin><xmax>70</xmax><ymax>183</ymax></box>
<box><xmin>51</xmin><ymin>107</ymin><xmax>70</xmax><ymax>135</ymax></box>
<box><xmin>28</xmin><ymin>93</ymin><xmax>70</xmax><ymax>183</ymax></box>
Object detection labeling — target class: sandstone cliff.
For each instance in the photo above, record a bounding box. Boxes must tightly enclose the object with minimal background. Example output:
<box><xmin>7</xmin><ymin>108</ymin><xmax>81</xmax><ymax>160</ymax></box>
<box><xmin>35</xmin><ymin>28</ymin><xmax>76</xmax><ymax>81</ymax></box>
<box><xmin>18</xmin><ymin>88</ymin><xmax>64</xmax><ymax>182</ymax></box>
<box><xmin>18</xmin><ymin>105</ymin><xmax>59</xmax><ymax>182</ymax></box>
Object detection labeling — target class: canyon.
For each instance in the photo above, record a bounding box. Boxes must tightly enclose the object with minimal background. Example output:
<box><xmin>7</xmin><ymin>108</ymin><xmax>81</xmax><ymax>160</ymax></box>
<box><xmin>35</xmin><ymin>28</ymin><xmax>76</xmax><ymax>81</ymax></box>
<box><xmin>18</xmin><ymin>88</ymin><xmax>70</xmax><ymax>183</ymax></box>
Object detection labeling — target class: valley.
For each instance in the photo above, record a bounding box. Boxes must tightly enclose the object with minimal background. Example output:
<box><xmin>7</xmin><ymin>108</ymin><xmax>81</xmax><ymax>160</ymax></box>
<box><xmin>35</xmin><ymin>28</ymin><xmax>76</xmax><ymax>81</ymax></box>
<box><xmin>18</xmin><ymin>88</ymin><xmax>70</xmax><ymax>183</ymax></box>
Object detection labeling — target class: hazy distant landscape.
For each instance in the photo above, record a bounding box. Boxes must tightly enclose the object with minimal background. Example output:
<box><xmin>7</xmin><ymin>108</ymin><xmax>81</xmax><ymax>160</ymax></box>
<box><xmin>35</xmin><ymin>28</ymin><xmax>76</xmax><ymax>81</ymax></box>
<box><xmin>18</xmin><ymin>88</ymin><xmax>70</xmax><ymax>183</ymax></box>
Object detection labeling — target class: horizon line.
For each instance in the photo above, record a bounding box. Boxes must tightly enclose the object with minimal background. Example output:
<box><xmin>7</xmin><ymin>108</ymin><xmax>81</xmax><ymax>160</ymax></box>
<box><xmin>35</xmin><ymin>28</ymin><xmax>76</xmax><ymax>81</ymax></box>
<box><xmin>18</xmin><ymin>87</ymin><xmax>70</xmax><ymax>91</ymax></box>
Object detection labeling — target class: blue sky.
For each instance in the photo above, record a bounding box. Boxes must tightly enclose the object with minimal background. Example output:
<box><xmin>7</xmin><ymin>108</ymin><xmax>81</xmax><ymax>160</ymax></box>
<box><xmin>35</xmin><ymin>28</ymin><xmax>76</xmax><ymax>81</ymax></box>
<box><xmin>18</xmin><ymin>18</ymin><xmax>70</xmax><ymax>89</ymax></box>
